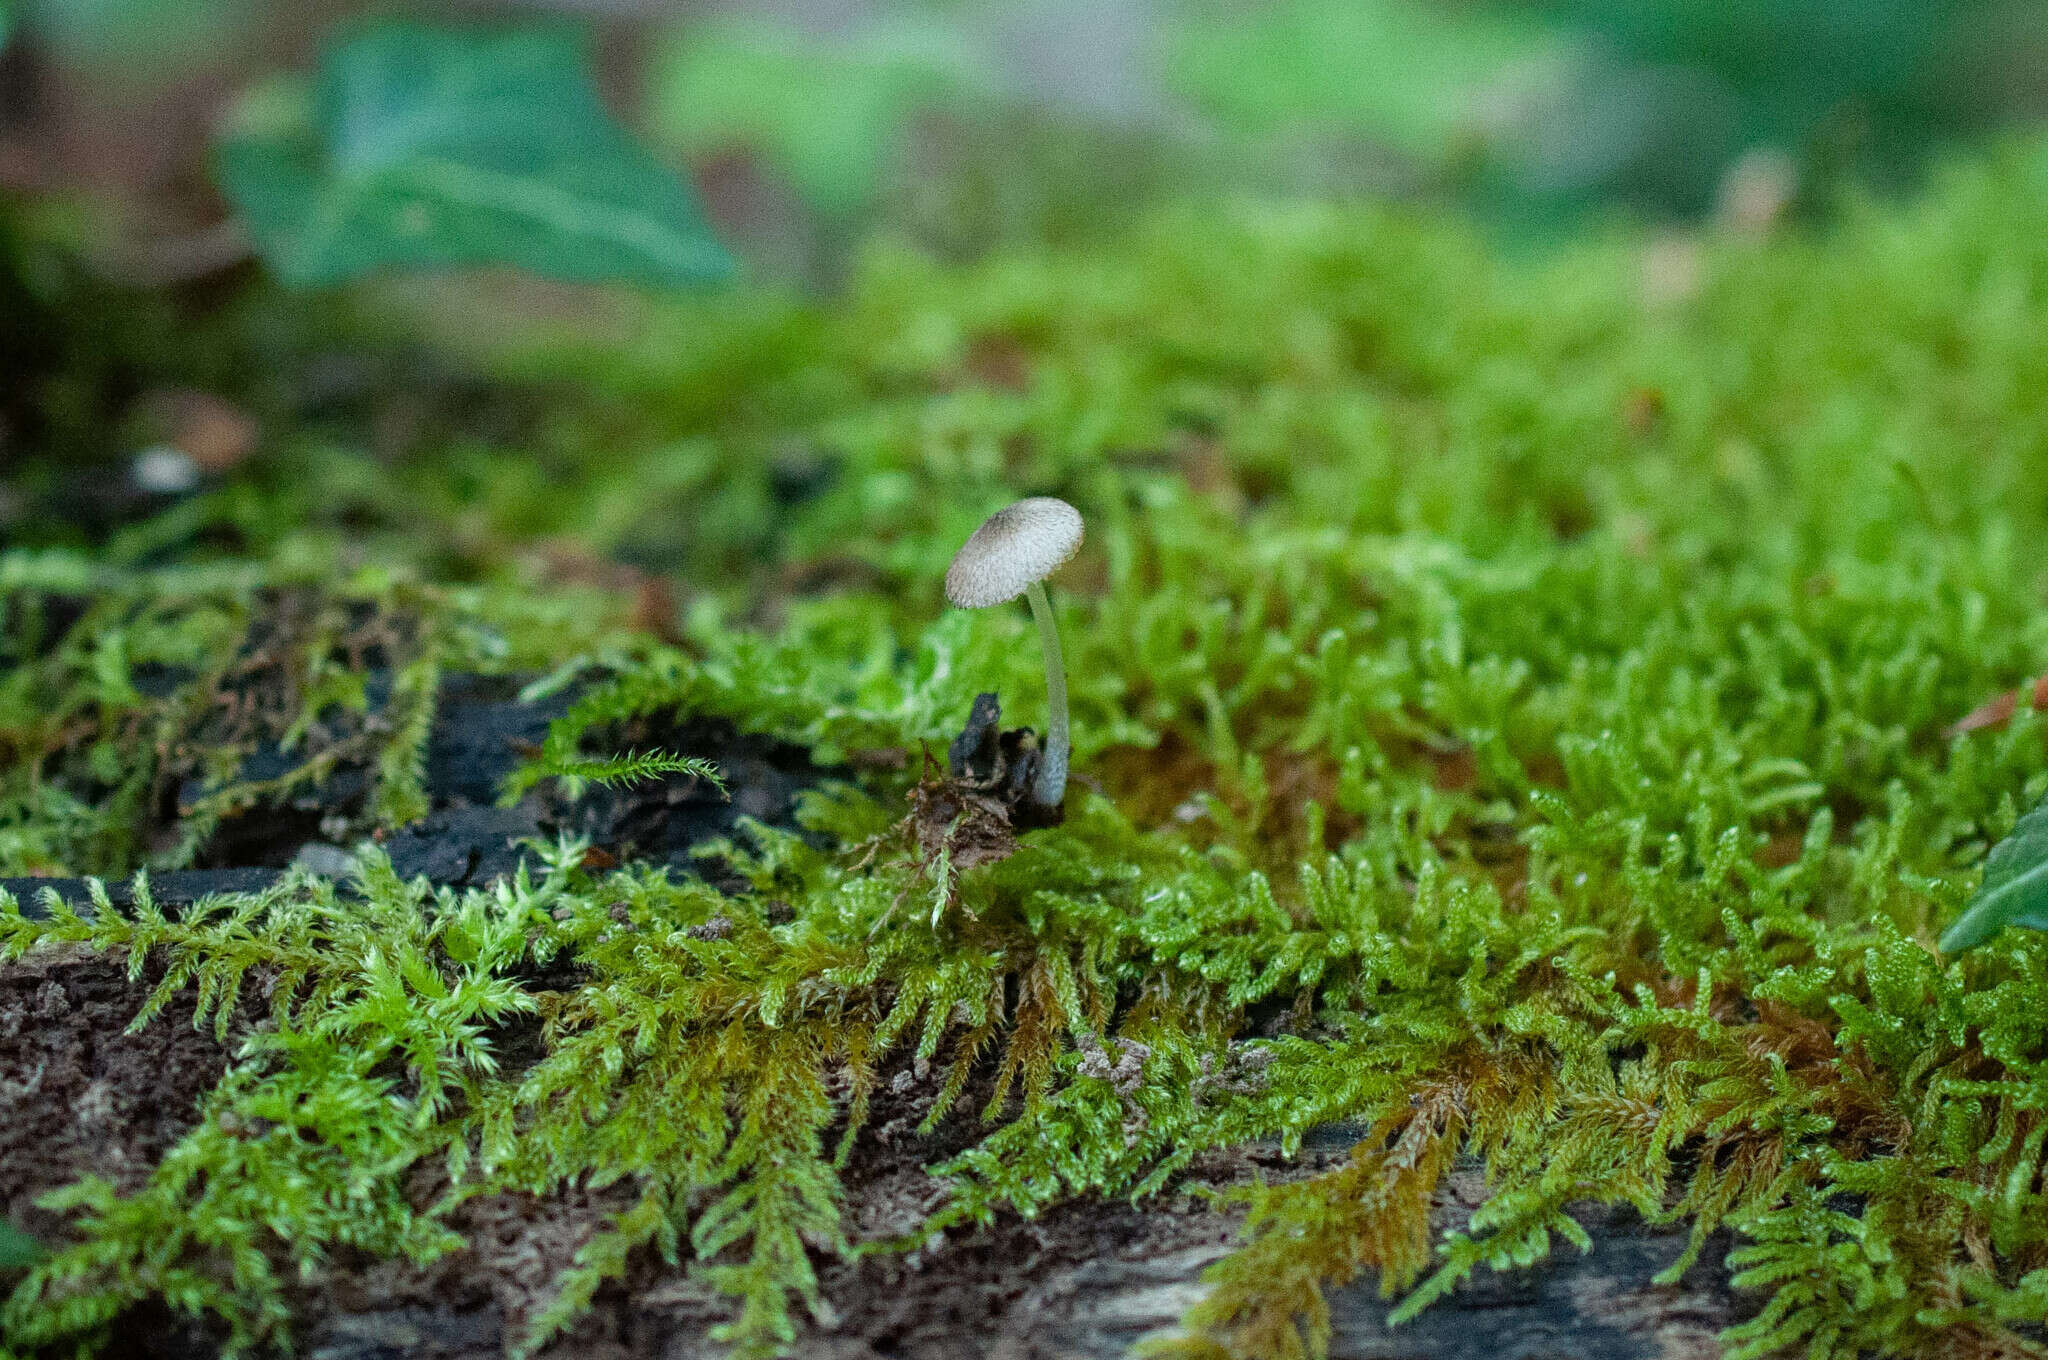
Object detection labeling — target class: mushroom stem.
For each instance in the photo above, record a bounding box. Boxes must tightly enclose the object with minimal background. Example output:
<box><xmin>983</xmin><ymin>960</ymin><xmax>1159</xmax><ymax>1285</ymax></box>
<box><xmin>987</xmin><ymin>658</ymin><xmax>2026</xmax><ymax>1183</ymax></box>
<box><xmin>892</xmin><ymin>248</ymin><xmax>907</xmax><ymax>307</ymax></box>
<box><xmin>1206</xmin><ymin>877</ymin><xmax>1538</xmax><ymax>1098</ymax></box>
<box><xmin>1026</xmin><ymin>580</ymin><xmax>1070</xmax><ymax>808</ymax></box>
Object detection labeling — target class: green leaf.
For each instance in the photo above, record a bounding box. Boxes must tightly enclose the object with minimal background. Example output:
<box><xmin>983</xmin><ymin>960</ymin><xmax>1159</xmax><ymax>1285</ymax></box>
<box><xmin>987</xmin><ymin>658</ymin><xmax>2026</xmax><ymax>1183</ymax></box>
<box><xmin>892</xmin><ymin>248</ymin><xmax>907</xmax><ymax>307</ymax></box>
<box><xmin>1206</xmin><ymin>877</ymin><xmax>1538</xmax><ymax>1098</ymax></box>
<box><xmin>216</xmin><ymin>21</ymin><xmax>735</xmax><ymax>290</ymax></box>
<box><xmin>0</xmin><ymin>1220</ymin><xmax>44</xmax><ymax>1270</ymax></box>
<box><xmin>1940</xmin><ymin>792</ymin><xmax>2048</xmax><ymax>953</ymax></box>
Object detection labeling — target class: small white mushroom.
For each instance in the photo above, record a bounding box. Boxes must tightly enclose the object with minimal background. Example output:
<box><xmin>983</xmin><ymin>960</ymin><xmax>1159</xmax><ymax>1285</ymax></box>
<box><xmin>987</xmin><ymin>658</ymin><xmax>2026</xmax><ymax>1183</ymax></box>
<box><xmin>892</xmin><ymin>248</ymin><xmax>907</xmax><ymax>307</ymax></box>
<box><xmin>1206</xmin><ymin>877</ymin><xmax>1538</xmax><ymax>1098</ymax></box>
<box><xmin>945</xmin><ymin>497</ymin><xmax>1084</xmax><ymax>808</ymax></box>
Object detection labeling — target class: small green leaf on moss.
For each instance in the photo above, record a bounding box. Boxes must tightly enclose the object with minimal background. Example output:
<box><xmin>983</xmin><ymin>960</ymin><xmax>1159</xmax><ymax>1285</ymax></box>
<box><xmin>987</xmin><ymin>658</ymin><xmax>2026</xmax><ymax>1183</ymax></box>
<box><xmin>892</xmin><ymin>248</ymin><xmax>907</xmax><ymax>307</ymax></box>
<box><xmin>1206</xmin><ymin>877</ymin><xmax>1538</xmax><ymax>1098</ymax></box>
<box><xmin>1940</xmin><ymin>791</ymin><xmax>2048</xmax><ymax>953</ymax></box>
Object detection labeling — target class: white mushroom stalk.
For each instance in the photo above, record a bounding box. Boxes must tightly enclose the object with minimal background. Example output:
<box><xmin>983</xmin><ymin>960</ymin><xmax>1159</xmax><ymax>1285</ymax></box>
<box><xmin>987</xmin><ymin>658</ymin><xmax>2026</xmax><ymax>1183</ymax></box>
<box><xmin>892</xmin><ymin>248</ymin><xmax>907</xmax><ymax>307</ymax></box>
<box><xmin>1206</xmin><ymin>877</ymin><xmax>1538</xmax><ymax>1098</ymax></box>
<box><xmin>944</xmin><ymin>497</ymin><xmax>1084</xmax><ymax>808</ymax></box>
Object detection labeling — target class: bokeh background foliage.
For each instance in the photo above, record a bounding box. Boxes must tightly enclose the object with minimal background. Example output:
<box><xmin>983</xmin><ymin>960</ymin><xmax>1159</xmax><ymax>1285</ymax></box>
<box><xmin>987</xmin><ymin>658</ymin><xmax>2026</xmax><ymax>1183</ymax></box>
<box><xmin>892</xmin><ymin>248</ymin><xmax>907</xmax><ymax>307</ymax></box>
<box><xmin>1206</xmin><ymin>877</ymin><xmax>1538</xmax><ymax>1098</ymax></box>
<box><xmin>7</xmin><ymin>3</ymin><xmax>2048</xmax><ymax>1360</ymax></box>
<box><xmin>8</xmin><ymin>0</ymin><xmax>2048</xmax><ymax>281</ymax></box>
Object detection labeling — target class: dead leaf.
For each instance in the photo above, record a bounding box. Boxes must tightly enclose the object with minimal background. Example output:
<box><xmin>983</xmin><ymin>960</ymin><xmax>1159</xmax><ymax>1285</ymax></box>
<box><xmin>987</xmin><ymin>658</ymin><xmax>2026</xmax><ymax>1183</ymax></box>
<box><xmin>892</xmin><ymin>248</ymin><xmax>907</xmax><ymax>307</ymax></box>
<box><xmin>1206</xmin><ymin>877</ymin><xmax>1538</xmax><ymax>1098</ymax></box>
<box><xmin>853</xmin><ymin>694</ymin><xmax>1068</xmax><ymax>926</ymax></box>
<box><xmin>140</xmin><ymin>387</ymin><xmax>258</xmax><ymax>472</ymax></box>
<box><xmin>1946</xmin><ymin>674</ymin><xmax>2048</xmax><ymax>738</ymax></box>
<box><xmin>907</xmin><ymin>764</ymin><xmax>1019</xmax><ymax>877</ymax></box>
<box><xmin>963</xmin><ymin>332</ymin><xmax>1032</xmax><ymax>392</ymax></box>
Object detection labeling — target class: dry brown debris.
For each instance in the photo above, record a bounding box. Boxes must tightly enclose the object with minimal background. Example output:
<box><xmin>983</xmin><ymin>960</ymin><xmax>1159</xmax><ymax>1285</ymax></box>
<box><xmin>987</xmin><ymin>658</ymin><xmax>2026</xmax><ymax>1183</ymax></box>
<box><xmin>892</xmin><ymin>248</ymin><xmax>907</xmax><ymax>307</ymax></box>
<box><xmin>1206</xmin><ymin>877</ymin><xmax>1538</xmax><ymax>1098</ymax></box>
<box><xmin>1947</xmin><ymin>674</ymin><xmax>2048</xmax><ymax>738</ymax></box>
<box><xmin>853</xmin><ymin>693</ymin><xmax>1075</xmax><ymax>926</ymax></box>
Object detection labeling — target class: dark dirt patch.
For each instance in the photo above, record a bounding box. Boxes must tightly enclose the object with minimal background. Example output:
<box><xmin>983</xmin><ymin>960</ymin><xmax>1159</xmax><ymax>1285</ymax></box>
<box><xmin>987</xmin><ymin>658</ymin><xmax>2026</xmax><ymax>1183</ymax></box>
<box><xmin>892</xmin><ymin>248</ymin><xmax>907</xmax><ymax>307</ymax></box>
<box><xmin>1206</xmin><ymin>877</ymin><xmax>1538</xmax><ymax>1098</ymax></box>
<box><xmin>297</xmin><ymin>1175</ymin><xmax>647</xmax><ymax>1360</ymax></box>
<box><xmin>1</xmin><ymin>868</ymin><xmax>291</xmax><ymax>912</ymax></box>
<box><xmin>300</xmin><ymin>671</ymin><xmax>826</xmax><ymax>890</ymax></box>
<box><xmin>1319</xmin><ymin>1170</ymin><xmax>1746</xmax><ymax>1360</ymax></box>
<box><xmin>551</xmin><ymin>713</ymin><xmax>825</xmax><ymax>887</ymax></box>
<box><xmin>5</xmin><ymin>671</ymin><xmax>830</xmax><ymax>915</ymax></box>
<box><xmin>794</xmin><ymin>1194</ymin><xmax>1244</xmax><ymax>1360</ymax></box>
<box><xmin>369</xmin><ymin>669</ymin><xmax>573</xmax><ymax>886</ymax></box>
<box><xmin>0</xmin><ymin>946</ymin><xmax>251</xmax><ymax>1239</ymax></box>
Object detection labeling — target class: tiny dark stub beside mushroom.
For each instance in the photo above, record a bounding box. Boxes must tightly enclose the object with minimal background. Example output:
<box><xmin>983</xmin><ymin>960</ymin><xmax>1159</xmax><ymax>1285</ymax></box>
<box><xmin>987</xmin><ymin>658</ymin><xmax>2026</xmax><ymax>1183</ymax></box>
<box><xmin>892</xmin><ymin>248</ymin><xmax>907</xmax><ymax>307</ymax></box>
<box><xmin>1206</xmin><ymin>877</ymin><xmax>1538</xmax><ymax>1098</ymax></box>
<box><xmin>946</xmin><ymin>692</ymin><xmax>1063</xmax><ymax>830</ymax></box>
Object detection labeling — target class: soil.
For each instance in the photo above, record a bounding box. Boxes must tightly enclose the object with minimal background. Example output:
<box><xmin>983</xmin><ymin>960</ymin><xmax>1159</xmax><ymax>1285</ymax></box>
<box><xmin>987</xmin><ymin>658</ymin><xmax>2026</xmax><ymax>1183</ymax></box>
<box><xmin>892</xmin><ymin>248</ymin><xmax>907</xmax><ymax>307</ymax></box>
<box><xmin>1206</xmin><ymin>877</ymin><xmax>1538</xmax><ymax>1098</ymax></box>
<box><xmin>0</xmin><ymin>672</ymin><xmax>1759</xmax><ymax>1359</ymax></box>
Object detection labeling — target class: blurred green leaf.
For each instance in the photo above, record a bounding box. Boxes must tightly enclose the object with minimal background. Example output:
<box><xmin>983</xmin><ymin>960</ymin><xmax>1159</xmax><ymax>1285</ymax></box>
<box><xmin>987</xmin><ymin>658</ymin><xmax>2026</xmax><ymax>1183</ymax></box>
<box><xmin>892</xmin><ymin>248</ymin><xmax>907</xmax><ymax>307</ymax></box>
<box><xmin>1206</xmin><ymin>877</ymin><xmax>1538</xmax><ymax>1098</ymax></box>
<box><xmin>217</xmin><ymin>22</ymin><xmax>734</xmax><ymax>291</ymax></box>
<box><xmin>1537</xmin><ymin>0</ymin><xmax>1957</xmax><ymax>114</ymax></box>
<box><xmin>0</xmin><ymin>1221</ymin><xmax>43</xmax><ymax>1270</ymax></box>
<box><xmin>1940</xmin><ymin>791</ymin><xmax>2048</xmax><ymax>953</ymax></box>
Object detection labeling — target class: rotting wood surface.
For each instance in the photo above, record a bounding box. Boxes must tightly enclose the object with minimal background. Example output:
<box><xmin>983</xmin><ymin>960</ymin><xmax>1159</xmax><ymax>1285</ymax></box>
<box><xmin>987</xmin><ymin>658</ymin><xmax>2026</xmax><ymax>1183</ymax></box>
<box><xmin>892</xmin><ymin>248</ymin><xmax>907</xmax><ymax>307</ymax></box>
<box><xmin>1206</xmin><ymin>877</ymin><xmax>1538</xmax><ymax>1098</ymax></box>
<box><xmin>1</xmin><ymin>675</ymin><xmax>1754</xmax><ymax>1359</ymax></box>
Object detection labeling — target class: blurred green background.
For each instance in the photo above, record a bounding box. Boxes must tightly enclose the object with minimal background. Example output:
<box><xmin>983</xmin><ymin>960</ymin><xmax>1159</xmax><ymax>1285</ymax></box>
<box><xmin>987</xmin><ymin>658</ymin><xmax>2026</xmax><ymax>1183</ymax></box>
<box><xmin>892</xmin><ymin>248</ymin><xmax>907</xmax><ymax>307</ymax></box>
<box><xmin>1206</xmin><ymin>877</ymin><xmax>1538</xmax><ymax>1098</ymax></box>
<box><xmin>6</xmin><ymin>0</ymin><xmax>2047</xmax><ymax>282</ymax></box>
<box><xmin>3</xmin><ymin>0</ymin><xmax>2046</xmax><ymax>558</ymax></box>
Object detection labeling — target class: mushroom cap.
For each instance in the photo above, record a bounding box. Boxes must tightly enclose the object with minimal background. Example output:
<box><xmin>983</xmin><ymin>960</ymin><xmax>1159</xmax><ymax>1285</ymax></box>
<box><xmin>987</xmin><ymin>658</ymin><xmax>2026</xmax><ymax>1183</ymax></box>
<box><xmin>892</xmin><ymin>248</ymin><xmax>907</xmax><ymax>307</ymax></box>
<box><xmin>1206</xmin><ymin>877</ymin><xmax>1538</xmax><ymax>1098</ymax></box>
<box><xmin>944</xmin><ymin>497</ymin><xmax>1084</xmax><ymax>608</ymax></box>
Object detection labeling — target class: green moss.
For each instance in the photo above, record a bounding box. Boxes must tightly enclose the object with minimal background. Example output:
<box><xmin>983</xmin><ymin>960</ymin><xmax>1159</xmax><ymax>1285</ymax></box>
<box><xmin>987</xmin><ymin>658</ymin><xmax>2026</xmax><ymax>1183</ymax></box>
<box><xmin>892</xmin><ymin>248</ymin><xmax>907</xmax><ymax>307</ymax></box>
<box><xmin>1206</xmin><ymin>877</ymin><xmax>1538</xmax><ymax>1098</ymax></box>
<box><xmin>10</xmin><ymin>143</ymin><xmax>2048</xmax><ymax>1357</ymax></box>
